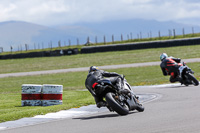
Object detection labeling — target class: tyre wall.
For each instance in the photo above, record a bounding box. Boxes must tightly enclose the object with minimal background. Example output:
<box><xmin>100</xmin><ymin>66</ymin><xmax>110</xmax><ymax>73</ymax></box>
<box><xmin>0</xmin><ymin>48</ymin><xmax>79</xmax><ymax>59</ymax></box>
<box><xmin>81</xmin><ymin>37</ymin><xmax>200</xmax><ymax>53</ymax></box>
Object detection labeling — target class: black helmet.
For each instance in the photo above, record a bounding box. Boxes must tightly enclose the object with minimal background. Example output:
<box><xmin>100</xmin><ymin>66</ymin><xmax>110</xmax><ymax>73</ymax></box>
<box><xmin>89</xmin><ymin>66</ymin><xmax>99</xmax><ymax>73</ymax></box>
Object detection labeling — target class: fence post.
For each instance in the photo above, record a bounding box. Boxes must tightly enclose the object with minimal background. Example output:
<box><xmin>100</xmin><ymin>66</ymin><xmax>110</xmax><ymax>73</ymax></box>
<box><xmin>87</xmin><ymin>36</ymin><xmax>90</xmax><ymax>45</ymax></box>
<box><xmin>168</xmin><ymin>30</ymin><xmax>171</xmax><ymax>38</ymax></box>
<box><xmin>112</xmin><ymin>35</ymin><xmax>114</xmax><ymax>43</ymax></box>
<box><xmin>130</xmin><ymin>32</ymin><xmax>133</xmax><ymax>40</ymax></box>
<box><xmin>64</xmin><ymin>41</ymin><xmax>66</xmax><ymax>46</ymax></box>
<box><xmin>173</xmin><ymin>29</ymin><xmax>176</xmax><ymax>38</ymax></box>
<box><xmin>192</xmin><ymin>27</ymin><xmax>194</xmax><ymax>36</ymax></box>
<box><xmin>50</xmin><ymin>41</ymin><xmax>53</xmax><ymax>50</ymax></box>
<box><xmin>95</xmin><ymin>36</ymin><xmax>98</xmax><ymax>44</ymax></box>
<box><xmin>104</xmin><ymin>35</ymin><xmax>106</xmax><ymax>44</ymax></box>
<box><xmin>140</xmin><ymin>32</ymin><xmax>142</xmax><ymax>39</ymax></box>
<box><xmin>121</xmin><ymin>34</ymin><xmax>123</xmax><ymax>41</ymax></box>
<box><xmin>25</xmin><ymin>44</ymin><xmax>28</xmax><ymax>51</ymax></box>
<box><xmin>58</xmin><ymin>40</ymin><xmax>61</xmax><ymax>47</ymax></box>
<box><xmin>0</xmin><ymin>47</ymin><xmax>3</xmax><ymax>53</ymax></box>
<box><xmin>77</xmin><ymin>38</ymin><xmax>79</xmax><ymax>45</ymax></box>
<box><xmin>182</xmin><ymin>28</ymin><xmax>185</xmax><ymax>37</ymax></box>
<box><xmin>68</xmin><ymin>39</ymin><xmax>71</xmax><ymax>46</ymax></box>
<box><xmin>10</xmin><ymin>46</ymin><xmax>13</xmax><ymax>53</ymax></box>
<box><xmin>20</xmin><ymin>45</ymin><xmax>22</xmax><ymax>52</ymax></box>
<box><xmin>150</xmin><ymin>31</ymin><xmax>152</xmax><ymax>39</ymax></box>
<box><xmin>158</xmin><ymin>31</ymin><xmax>161</xmax><ymax>39</ymax></box>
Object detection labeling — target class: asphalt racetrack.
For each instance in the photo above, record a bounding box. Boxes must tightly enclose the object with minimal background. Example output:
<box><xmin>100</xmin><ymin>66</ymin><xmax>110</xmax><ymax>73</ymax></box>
<box><xmin>1</xmin><ymin>84</ymin><xmax>200</xmax><ymax>133</ymax></box>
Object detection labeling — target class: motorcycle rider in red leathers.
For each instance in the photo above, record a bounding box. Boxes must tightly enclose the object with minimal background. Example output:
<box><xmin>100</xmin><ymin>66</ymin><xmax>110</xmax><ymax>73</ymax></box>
<box><xmin>160</xmin><ymin>53</ymin><xmax>183</xmax><ymax>83</ymax></box>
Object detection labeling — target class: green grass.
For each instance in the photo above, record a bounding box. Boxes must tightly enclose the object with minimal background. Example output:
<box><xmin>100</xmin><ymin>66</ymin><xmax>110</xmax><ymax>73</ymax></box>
<box><xmin>0</xmin><ymin>62</ymin><xmax>199</xmax><ymax>122</ymax></box>
<box><xmin>0</xmin><ymin>45</ymin><xmax>200</xmax><ymax>74</ymax></box>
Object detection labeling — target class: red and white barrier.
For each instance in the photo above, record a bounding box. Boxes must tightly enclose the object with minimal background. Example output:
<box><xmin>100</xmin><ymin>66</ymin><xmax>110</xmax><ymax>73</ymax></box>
<box><xmin>42</xmin><ymin>84</ymin><xmax>63</xmax><ymax>106</ymax></box>
<box><xmin>21</xmin><ymin>84</ymin><xmax>63</xmax><ymax>106</ymax></box>
<box><xmin>21</xmin><ymin>84</ymin><xmax>42</xmax><ymax>106</ymax></box>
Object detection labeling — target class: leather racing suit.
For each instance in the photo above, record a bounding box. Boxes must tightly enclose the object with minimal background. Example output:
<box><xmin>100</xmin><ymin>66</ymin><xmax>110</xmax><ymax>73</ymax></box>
<box><xmin>85</xmin><ymin>70</ymin><xmax>122</xmax><ymax>107</ymax></box>
<box><xmin>160</xmin><ymin>57</ymin><xmax>182</xmax><ymax>83</ymax></box>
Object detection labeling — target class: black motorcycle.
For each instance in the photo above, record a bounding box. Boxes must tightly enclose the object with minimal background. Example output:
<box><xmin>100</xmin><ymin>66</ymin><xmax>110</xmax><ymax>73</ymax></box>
<box><xmin>92</xmin><ymin>76</ymin><xmax>144</xmax><ymax>115</ymax></box>
<box><xmin>179</xmin><ymin>62</ymin><xmax>199</xmax><ymax>86</ymax></box>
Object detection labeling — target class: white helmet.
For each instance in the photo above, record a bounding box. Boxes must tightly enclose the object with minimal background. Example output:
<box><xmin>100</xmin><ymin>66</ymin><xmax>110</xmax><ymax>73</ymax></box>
<box><xmin>160</xmin><ymin>53</ymin><xmax>168</xmax><ymax>61</ymax></box>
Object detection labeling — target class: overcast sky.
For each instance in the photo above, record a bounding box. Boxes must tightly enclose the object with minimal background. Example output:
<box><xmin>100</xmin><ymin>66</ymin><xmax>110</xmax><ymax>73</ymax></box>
<box><xmin>0</xmin><ymin>0</ymin><xmax>200</xmax><ymax>26</ymax></box>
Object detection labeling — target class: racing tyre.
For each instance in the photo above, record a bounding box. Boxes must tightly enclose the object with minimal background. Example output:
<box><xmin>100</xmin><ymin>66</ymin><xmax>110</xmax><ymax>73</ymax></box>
<box><xmin>186</xmin><ymin>73</ymin><xmax>199</xmax><ymax>86</ymax></box>
<box><xmin>136</xmin><ymin>104</ymin><xmax>145</xmax><ymax>112</ymax></box>
<box><xmin>105</xmin><ymin>92</ymin><xmax>129</xmax><ymax>115</ymax></box>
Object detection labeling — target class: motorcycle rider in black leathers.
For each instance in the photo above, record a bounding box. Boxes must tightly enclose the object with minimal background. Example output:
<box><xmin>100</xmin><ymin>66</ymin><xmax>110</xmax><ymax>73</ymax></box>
<box><xmin>160</xmin><ymin>53</ymin><xmax>183</xmax><ymax>83</ymax></box>
<box><xmin>85</xmin><ymin>66</ymin><xmax>128</xmax><ymax>108</ymax></box>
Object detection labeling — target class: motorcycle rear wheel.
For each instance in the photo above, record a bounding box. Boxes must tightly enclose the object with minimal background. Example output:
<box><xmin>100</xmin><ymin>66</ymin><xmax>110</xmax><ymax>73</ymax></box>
<box><xmin>186</xmin><ymin>73</ymin><xmax>199</xmax><ymax>86</ymax></box>
<box><xmin>105</xmin><ymin>92</ymin><xmax>129</xmax><ymax>115</ymax></box>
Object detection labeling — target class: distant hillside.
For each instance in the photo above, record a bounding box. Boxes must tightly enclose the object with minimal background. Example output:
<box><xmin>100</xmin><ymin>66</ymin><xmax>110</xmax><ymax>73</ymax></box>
<box><xmin>0</xmin><ymin>21</ymin><xmax>85</xmax><ymax>51</ymax></box>
<box><xmin>0</xmin><ymin>19</ymin><xmax>200</xmax><ymax>51</ymax></box>
<box><xmin>71</xmin><ymin>19</ymin><xmax>200</xmax><ymax>40</ymax></box>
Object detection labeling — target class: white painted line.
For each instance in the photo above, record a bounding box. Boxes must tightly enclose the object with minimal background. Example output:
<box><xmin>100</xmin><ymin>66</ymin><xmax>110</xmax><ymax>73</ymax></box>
<box><xmin>0</xmin><ymin>105</ymin><xmax>107</xmax><ymax>130</ymax></box>
<box><xmin>133</xmin><ymin>83</ymin><xmax>181</xmax><ymax>88</ymax></box>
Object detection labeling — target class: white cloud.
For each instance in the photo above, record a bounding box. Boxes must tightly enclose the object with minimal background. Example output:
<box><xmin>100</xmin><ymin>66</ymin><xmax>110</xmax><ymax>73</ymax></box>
<box><xmin>0</xmin><ymin>3</ymin><xmax>16</xmax><ymax>20</ymax></box>
<box><xmin>0</xmin><ymin>0</ymin><xmax>200</xmax><ymax>26</ymax></box>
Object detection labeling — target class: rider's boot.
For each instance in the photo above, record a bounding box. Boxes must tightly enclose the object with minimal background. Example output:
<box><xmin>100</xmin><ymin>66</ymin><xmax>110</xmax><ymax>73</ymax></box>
<box><xmin>177</xmin><ymin>77</ymin><xmax>184</xmax><ymax>85</ymax></box>
<box><xmin>170</xmin><ymin>76</ymin><xmax>183</xmax><ymax>84</ymax></box>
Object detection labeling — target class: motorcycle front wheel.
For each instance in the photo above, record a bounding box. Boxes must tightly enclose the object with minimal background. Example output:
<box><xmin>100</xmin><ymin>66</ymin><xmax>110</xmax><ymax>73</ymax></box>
<box><xmin>105</xmin><ymin>92</ymin><xmax>129</xmax><ymax>115</ymax></box>
<box><xmin>136</xmin><ymin>103</ymin><xmax>145</xmax><ymax>112</ymax></box>
<box><xmin>186</xmin><ymin>73</ymin><xmax>199</xmax><ymax>86</ymax></box>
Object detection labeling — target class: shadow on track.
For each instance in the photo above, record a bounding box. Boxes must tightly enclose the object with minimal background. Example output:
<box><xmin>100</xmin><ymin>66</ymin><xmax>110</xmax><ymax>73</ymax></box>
<box><xmin>73</xmin><ymin>112</ymin><xmax>137</xmax><ymax>120</ymax></box>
